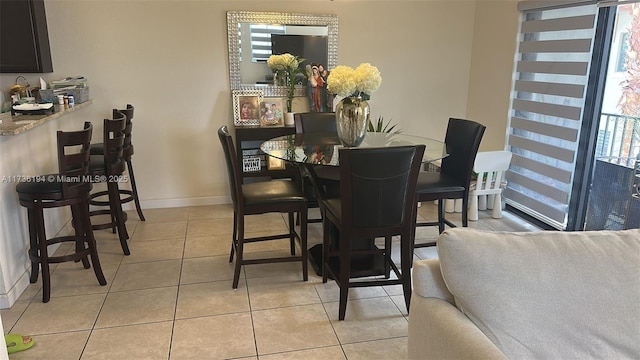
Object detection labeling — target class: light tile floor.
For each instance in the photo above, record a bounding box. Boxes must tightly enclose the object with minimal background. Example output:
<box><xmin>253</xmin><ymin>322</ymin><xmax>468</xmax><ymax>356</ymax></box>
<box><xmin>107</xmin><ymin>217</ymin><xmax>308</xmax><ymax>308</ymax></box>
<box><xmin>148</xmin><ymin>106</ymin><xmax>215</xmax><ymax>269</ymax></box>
<box><xmin>2</xmin><ymin>202</ymin><xmax>539</xmax><ymax>359</ymax></box>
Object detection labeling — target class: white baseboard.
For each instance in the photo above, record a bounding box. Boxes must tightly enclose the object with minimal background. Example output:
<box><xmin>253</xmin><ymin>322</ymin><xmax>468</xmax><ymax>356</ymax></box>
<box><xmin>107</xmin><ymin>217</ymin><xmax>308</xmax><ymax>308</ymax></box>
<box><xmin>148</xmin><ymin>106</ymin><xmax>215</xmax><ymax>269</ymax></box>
<box><xmin>122</xmin><ymin>195</ymin><xmax>231</xmax><ymax>210</ymax></box>
<box><xmin>0</xmin><ymin>270</ymin><xmax>32</xmax><ymax>309</ymax></box>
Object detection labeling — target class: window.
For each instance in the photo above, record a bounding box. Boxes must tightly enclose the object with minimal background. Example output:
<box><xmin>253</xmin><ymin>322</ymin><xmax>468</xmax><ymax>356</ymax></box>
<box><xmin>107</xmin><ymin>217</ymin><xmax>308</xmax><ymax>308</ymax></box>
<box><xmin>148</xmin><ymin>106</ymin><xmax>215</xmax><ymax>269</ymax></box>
<box><xmin>616</xmin><ymin>32</ymin><xmax>629</xmax><ymax>72</ymax></box>
<box><xmin>249</xmin><ymin>24</ymin><xmax>285</xmax><ymax>62</ymax></box>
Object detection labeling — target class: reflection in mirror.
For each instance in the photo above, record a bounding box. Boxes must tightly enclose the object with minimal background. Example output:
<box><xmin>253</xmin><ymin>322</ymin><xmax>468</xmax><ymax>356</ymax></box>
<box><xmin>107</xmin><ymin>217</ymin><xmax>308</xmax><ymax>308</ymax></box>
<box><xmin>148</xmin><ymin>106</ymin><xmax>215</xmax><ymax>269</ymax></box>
<box><xmin>239</xmin><ymin>24</ymin><xmax>328</xmax><ymax>85</ymax></box>
<box><xmin>227</xmin><ymin>11</ymin><xmax>338</xmax><ymax>97</ymax></box>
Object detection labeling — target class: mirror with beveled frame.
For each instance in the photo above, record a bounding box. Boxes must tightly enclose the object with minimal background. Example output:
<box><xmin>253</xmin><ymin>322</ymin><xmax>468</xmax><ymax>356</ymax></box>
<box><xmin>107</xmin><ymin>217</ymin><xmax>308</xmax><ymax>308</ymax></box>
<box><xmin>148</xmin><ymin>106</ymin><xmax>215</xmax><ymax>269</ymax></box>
<box><xmin>227</xmin><ymin>11</ymin><xmax>338</xmax><ymax>97</ymax></box>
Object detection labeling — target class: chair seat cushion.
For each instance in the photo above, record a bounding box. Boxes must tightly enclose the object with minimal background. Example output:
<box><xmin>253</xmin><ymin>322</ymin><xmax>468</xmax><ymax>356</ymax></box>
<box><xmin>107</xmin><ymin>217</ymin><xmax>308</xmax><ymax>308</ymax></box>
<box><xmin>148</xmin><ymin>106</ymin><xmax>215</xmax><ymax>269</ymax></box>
<box><xmin>16</xmin><ymin>174</ymin><xmax>64</xmax><ymax>195</ymax></box>
<box><xmin>416</xmin><ymin>172</ymin><xmax>465</xmax><ymax>194</ymax></box>
<box><xmin>90</xmin><ymin>155</ymin><xmax>105</xmax><ymax>173</ymax></box>
<box><xmin>242</xmin><ymin>180</ymin><xmax>305</xmax><ymax>205</ymax></box>
<box><xmin>16</xmin><ymin>174</ymin><xmax>91</xmax><ymax>196</ymax></box>
<box><xmin>90</xmin><ymin>143</ymin><xmax>104</xmax><ymax>155</ymax></box>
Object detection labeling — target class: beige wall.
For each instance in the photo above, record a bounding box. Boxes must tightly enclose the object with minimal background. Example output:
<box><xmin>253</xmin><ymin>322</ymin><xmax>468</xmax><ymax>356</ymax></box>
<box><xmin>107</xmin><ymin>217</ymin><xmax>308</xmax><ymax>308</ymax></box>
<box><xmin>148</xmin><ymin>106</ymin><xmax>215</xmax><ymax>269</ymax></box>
<box><xmin>467</xmin><ymin>0</ymin><xmax>520</xmax><ymax>151</ymax></box>
<box><xmin>0</xmin><ymin>0</ymin><xmax>520</xmax><ymax>207</ymax></box>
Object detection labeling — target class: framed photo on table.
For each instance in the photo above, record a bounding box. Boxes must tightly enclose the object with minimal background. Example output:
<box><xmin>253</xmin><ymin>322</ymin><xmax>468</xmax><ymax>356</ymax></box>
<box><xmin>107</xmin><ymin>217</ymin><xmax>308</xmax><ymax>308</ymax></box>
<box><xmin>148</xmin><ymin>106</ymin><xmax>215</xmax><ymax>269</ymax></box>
<box><xmin>267</xmin><ymin>156</ymin><xmax>286</xmax><ymax>170</ymax></box>
<box><xmin>233</xmin><ymin>89</ymin><xmax>263</xmax><ymax>126</ymax></box>
<box><xmin>259</xmin><ymin>99</ymin><xmax>284</xmax><ymax>127</ymax></box>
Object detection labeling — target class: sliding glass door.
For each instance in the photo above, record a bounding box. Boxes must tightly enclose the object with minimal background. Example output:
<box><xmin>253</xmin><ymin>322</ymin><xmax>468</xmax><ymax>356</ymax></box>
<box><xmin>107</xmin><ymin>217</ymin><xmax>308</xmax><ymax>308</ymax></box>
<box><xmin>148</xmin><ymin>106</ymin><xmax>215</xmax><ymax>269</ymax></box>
<box><xmin>584</xmin><ymin>4</ymin><xmax>640</xmax><ymax>230</ymax></box>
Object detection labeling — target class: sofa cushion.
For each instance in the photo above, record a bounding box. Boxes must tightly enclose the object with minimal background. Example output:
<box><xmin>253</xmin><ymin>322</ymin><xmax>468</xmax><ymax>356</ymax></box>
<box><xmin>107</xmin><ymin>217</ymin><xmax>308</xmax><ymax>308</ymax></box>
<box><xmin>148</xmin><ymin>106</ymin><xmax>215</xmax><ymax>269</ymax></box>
<box><xmin>438</xmin><ymin>228</ymin><xmax>640</xmax><ymax>359</ymax></box>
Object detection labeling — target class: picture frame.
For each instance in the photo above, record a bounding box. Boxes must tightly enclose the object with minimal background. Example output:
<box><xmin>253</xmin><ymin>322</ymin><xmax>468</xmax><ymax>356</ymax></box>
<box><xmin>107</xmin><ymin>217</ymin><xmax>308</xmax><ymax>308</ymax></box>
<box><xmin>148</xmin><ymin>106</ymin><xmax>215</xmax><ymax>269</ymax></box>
<box><xmin>233</xmin><ymin>89</ymin><xmax>263</xmax><ymax>126</ymax></box>
<box><xmin>267</xmin><ymin>156</ymin><xmax>286</xmax><ymax>170</ymax></box>
<box><xmin>259</xmin><ymin>99</ymin><xmax>285</xmax><ymax>127</ymax></box>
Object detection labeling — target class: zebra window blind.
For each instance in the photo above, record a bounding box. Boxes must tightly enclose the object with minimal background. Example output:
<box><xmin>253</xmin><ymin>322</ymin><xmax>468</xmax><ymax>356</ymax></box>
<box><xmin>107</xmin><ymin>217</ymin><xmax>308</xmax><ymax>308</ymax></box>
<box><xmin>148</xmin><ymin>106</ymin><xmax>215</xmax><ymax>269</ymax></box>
<box><xmin>505</xmin><ymin>3</ymin><xmax>598</xmax><ymax>229</ymax></box>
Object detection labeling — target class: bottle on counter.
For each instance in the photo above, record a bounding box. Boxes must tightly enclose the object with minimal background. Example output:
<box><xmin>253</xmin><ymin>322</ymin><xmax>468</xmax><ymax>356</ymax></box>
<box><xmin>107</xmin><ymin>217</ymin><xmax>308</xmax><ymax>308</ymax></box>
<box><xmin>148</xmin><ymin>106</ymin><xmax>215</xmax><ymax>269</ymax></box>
<box><xmin>68</xmin><ymin>94</ymin><xmax>74</xmax><ymax>108</ymax></box>
<box><xmin>63</xmin><ymin>96</ymin><xmax>69</xmax><ymax>110</ymax></box>
<box><xmin>55</xmin><ymin>94</ymin><xmax>64</xmax><ymax>112</ymax></box>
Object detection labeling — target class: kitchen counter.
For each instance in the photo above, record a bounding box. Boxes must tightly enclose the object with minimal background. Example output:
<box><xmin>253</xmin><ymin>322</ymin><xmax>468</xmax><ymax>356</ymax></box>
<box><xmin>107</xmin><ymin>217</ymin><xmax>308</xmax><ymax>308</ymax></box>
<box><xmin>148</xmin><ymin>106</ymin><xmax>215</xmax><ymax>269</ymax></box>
<box><xmin>0</xmin><ymin>100</ymin><xmax>92</xmax><ymax>136</ymax></box>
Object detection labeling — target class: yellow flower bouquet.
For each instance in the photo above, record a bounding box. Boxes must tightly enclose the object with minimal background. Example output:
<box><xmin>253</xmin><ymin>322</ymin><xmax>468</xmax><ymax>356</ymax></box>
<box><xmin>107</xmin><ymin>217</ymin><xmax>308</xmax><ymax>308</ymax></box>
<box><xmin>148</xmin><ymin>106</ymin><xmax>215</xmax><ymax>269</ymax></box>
<box><xmin>327</xmin><ymin>63</ymin><xmax>382</xmax><ymax>101</ymax></box>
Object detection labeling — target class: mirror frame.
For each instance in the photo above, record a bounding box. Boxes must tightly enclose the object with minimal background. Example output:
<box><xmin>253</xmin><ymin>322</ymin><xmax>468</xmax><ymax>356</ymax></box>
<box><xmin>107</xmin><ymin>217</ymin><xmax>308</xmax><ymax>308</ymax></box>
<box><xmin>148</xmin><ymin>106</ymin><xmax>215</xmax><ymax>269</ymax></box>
<box><xmin>227</xmin><ymin>11</ymin><xmax>338</xmax><ymax>97</ymax></box>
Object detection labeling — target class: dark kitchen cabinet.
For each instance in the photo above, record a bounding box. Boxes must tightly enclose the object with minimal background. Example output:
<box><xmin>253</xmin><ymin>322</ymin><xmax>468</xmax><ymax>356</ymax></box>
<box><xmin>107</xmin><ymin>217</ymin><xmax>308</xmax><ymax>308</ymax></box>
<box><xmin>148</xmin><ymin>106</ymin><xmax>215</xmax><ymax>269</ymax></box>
<box><xmin>0</xmin><ymin>0</ymin><xmax>53</xmax><ymax>73</ymax></box>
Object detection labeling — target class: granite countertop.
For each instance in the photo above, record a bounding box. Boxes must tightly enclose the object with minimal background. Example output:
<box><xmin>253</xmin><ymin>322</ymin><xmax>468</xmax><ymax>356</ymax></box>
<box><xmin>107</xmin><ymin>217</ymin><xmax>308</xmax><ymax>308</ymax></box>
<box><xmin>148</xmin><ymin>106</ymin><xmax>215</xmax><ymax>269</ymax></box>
<box><xmin>0</xmin><ymin>100</ymin><xmax>92</xmax><ymax>136</ymax></box>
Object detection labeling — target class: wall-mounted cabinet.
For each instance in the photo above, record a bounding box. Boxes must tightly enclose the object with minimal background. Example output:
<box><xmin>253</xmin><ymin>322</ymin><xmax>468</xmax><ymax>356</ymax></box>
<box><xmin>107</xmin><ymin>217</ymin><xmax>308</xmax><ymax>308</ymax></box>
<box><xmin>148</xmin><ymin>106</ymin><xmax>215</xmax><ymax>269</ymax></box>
<box><xmin>0</xmin><ymin>0</ymin><xmax>53</xmax><ymax>73</ymax></box>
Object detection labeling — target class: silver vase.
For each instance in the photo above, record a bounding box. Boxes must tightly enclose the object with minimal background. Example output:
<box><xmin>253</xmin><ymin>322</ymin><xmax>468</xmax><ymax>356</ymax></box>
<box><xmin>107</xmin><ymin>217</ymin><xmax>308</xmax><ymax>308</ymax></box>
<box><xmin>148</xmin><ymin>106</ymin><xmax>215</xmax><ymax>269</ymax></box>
<box><xmin>335</xmin><ymin>96</ymin><xmax>369</xmax><ymax>147</ymax></box>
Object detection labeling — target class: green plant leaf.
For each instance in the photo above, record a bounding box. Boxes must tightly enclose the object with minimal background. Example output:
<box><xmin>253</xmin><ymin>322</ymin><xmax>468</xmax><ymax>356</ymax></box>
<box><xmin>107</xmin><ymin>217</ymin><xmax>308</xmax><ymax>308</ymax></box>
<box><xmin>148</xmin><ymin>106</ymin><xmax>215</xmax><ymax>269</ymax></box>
<box><xmin>367</xmin><ymin>115</ymin><xmax>401</xmax><ymax>134</ymax></box>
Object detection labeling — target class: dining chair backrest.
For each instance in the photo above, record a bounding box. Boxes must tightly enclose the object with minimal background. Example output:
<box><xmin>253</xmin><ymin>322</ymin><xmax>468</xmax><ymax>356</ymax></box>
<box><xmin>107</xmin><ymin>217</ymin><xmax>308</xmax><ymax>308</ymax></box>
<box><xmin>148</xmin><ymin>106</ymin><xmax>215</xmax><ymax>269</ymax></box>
<box><xmin>339</xmin><ymin>145</ymin><xmax>425</xmax><ymax>233</ymax></box>
<box><xmin>113</xmin><ymin>104</ymin><xmax>135</xmax><ymax>159</ymax></box>
<box><xmin>439</xmin><ymin>118</ymin><xmax>486</xmax><ymax>186</ymax></box>
<box><xmin>473</xmin><ymin>150</ymin><xmax>512</xmax><ymax>195</ymax></box>
<box><xmin>103</xmin><ymin>111</ymin><xmax>127</xmax><ymax>176</ymax></box>
<box><xmin>294</xmin><ymin>112</ymin><xmax>337</xmax><ymax>135</ymax></box>
<box><xmin>218</xmin><ymin>126</ymin><xmax>242</xmax><ymax>207</ymax></box>
<box><xmin>57</xmin><ymin>121</ymin><xmax>93</xmax><ymax>198</ymax></box>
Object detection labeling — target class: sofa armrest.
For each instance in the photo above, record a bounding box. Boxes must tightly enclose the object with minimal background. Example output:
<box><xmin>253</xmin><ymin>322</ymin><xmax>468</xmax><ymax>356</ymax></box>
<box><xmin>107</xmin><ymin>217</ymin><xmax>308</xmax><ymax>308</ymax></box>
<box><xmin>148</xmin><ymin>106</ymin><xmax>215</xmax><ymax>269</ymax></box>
<box><xmin>412</xmin><ymin>259</ymin><xmax>454</xmax><ymax>303</ymax></box>
<box><xmin>408</xmin><ymin>296</ymin><xmax>507</xmax><ymax>360</ymax></box>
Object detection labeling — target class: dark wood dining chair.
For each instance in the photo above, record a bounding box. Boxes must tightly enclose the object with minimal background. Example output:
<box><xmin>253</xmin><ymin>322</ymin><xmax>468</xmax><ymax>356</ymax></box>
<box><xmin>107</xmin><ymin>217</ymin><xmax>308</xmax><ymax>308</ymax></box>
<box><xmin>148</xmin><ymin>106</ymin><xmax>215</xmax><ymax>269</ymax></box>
<box><xmin>218</xmin><ymin>126</ymin><xmax>308</xmax><ymax>288</ymax></box>
<box><xmin>413</xmin><ymin>118</ymin><xmax>485</xmax><ymax>247</ymax></box>
<box><xmin>321</xmin><ymin>145</ymin><xmax>425</xmax><ymax>320</ymax></box>
<box><xmin>294</xmin><ymin>112</ymin><xmax>337</xmax><ymax>135</ymax></box>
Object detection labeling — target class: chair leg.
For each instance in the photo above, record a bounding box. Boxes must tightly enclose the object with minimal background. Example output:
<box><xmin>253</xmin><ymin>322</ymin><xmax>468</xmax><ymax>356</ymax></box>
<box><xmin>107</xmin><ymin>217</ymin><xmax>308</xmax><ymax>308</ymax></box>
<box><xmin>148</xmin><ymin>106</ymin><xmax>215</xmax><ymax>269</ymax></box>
<box><xmin>34</xmin><ymin>209</ymin><xmax>51</xmax><ymax>303</ymax></box>
<box><xmin>322</xmin><ymin>215</ymin><xmax>330</xmax><ymax>284</ymax></box>
<box><xmin>232</xmin><ymin>215</ymin><xmax>244</xmax><ymax>289</ymax></box>
<box><xmin>27</xmin><ymin>208</ymin><xmax>40</xmax><ymax>284</ymax></box>
<box><xmin>108</xmin><ymin>181</ymin><xmax>130</xmax><ymax>255</ymax></box>
<box><xmin>289</xmin><ymin>212</ymin><xmax>296</xmax><ymax>256</ymax></box>
<box><xmin>410</xmin><ymin>203</ymin><xmax>418</xmax><ymax>256</ymax></box>
<box><xmin>437</xmin><ymin>198</ymin><xmax>446</xmax><ymax>234</ymax></box>
<box><xmin>338</xmin><ymin>237</ymin><xmax>351</xmax><ymax>321</ymax></box>
<box><xmin>230</xmin><ymin>212</ymin><xmax>237</xmax><ymax>263</ymax></box>
<box><xmin>454</xmin><ymin>199</ymin><xmax>463</xmax><ymax>213</ymax></box>
<box><xmin>401</xmin><ymin>235</ymin><xmax>412</xmax><ymax>314</ymax></box>
<box><xmin>469</xmin><ymin>194</ymin><xmax>479</xmax><ymax>221</ymax></box>
<box><xmin>478</xmin><ymin>194</ymin><xmax>488</xmax><ymax>210</ymax></box>
<box><xmin>461</xmin><ymin>194</ymin><xmax>469</xmax><ymax>228</ymax></box>
<box><xmin>127</xmin><ymin>160</ymin><xmax>145</xmax><ymax>221</ymax></box>
<box><xmin>444</xmin><ymin>199</ymin><xmax>455</xmax><ymax>213</ymax></box>
<box><xmin>70</xmin><ymin>203</ymin><xmax>90</xmax><ymax>269</ymax></box>
<box><xmin>384</xmin><ymin>236</ymin><xmax>392</xmax><ymax>279</ymax></box>
<box><xmin>78</xmin><ymin>201</ymin><xmax>107</xmax><ymax>286</ymax></box>
<box><xmin>492</xmin><ymin>193</ymin><xmax>503</xmax><ymax>218</ymax></box>
<box><xmin>338</xmin><ymin>283</ymin><xmax>349</xmax><ymax>321</ymax></box>
<box><xmin>488</xmin><ymin>194</ymin><xmax>495</xmax><ymax>210</ymax></box>
<box><xmin>300</xmin><ymin>208</ymin><xmax>308</xmax><ymax>282</ymax></box>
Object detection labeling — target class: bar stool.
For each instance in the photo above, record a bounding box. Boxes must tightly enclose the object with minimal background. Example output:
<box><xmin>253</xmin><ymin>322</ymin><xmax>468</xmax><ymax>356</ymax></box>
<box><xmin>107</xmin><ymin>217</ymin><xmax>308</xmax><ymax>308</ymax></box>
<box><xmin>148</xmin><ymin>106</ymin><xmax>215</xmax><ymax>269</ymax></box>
<box><xmin>16</xmin><ymin>122</ymin><xmax>106</xmax><ymax>303</ymax></box>
<box><xmin>90</xmin><ymin>104</ymin><xmax>145</xmax><ymax>221</ymax></box>
<box><xmin>88</xmin><ymin>110</ymin><xmax>130</xmax><ymax>255</ymax></box>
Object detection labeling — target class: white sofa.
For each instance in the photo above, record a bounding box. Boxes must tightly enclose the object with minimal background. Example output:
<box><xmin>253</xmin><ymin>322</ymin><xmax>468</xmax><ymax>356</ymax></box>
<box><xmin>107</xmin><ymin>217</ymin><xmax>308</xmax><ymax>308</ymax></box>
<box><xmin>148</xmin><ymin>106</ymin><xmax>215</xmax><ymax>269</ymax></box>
<box><xmin>408</xmin><ymin>228</ymin><xmax>640</xmax><ymax>359</ymax></box>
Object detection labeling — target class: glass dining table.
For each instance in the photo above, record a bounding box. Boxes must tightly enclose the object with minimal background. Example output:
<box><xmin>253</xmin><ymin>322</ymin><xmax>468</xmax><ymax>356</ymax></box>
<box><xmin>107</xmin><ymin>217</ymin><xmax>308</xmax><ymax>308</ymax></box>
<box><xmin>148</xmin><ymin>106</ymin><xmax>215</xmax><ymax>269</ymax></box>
<box><xmin>260</xmin><ymin>132</ymin><xmax>447</xmax><ymax>168</ymax></box>
<box><xmin>260</xmin><ymin>131</ymin><xmax>447</xmax><ymax>277</ymax></box>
